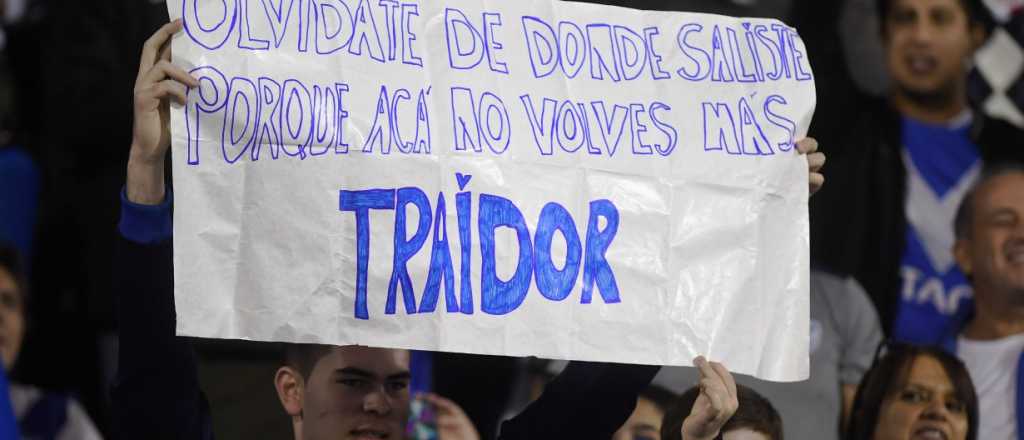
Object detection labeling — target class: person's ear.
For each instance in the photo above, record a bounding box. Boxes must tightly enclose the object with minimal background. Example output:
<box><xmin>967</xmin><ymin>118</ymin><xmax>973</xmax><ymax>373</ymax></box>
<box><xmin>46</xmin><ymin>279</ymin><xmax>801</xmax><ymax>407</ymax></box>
<box><xmin>954</xmin><ymin>238</ymin><xmax>973</xmax><ymax>277</ymax></box>
<box><xmin>275</xmin><ymin>366</ymin><xmax>305</xmax><ymax>417</ymax></box>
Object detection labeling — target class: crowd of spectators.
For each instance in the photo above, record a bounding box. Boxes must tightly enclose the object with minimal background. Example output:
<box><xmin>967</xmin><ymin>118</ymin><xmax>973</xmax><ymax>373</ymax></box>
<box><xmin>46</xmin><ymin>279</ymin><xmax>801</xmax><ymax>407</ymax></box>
<box><xmin>0</xmin><ymin>0</ymin><xmax>1022</xmax><ymax>438</ymax></box>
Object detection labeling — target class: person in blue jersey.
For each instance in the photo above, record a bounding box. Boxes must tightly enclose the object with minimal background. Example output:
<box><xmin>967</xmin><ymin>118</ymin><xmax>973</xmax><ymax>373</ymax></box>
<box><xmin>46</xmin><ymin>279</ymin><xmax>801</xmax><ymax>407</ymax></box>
<box><xmin>809</xmin><ymin>0</ymin><xmax>1024</xmax><ymax>344</ymax></box>
<box><xmin>0</xmin><ymin>244</ymin><xmax>103</xmax><ymax>439</ymax></box>
<box><xmin>943</xmin><ymin>163</ymin><xmax>1024</xmax><ymax>440</ymax></box>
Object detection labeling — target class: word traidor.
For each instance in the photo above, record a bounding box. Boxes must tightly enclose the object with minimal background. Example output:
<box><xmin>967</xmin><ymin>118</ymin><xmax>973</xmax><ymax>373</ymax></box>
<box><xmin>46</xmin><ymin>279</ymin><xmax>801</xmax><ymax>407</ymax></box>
<box><xmin>339</xmin><ymin>175</ymin><xmax>621</xmax><ymax>319</ymax></box>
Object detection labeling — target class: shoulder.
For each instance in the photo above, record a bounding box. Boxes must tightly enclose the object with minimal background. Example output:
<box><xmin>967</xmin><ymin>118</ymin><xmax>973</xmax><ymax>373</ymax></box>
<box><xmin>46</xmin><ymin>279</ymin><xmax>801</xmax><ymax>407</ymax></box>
<box><xmin>810</xmin><ymin>269</ymin><xmax>869</xmax><ymax>302</ymax></box>
<box><xmin>8</xmin><ymin>383</ymin><xmax>43</xmax><ymax>416</ymax></box>
<box><xmin>63</xmin><ymin>397</ymin><xmax>104</xmax><ymax>440</ymax></box>
<box><xmin>10</xmin><ymin>384</ymin><xmax>103</xmax><ymax>440</ymax></box>
<box><xmin>810</xmin><ymin>269</ymin><xmax>877</xmax><ymax>324</ymax></box>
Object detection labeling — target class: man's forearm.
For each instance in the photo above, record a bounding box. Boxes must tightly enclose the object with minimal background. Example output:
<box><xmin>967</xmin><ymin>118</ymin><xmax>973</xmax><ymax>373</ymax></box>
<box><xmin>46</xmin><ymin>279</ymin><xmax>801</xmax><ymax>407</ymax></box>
<box><xmin>126</xmin><ymin>148</ymin><xmax>166</xmax><ymax>205</ymax></box>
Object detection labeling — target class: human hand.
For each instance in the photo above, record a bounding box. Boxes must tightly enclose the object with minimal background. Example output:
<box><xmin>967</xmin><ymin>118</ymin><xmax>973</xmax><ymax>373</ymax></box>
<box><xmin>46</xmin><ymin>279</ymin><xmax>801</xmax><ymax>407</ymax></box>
<box><xmin>797</xmin><ymin>138</ymin><xmax>825</xmax><ymax>195</ymax></box>
<box><xmin>422</xmin><ymin>393</ymin><xmax>481</xmax><ymax>440</ymax></box>
<box><xmin>127</xmin><ymin>19</ymin><xmax>199</xmax><ymax>204</ymax></box>
<box><xmin>681</xmin><ymin>356</ymin><xmax>738</xmax><ymax>440</ymax></box>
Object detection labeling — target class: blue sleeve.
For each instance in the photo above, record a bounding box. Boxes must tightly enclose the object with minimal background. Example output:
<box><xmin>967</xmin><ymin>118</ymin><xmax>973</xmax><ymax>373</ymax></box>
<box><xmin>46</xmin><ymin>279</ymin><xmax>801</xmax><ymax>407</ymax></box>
<box><xmin>118</xmin><ymin>187</ymin><xmax>172</xmax><ymax>244</ymax></box>
<box><xmin>0</xmin><ymin>364</ymin><xmax>18</xmax><ymax>439</ymax></box>
<box><xmin>0</xmin><ymin>147</ymin><xmax>40</xmax><ymax>259</ymax></box>
<box><xmin>112</xmin><ymin>214</ymin><xmax>214</xmax><ymax>439</ymax></box>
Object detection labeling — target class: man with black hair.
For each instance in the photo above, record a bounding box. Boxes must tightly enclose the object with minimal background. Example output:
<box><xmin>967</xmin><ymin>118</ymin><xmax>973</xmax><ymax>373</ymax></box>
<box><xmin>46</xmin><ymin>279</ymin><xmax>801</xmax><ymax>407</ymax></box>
<box><xmin>611</xmin><ymin>385</ymin><xmax>676</xmax><ymax>440</ymax></box>
<box><xmin>945</xmin><ymin>163</ymin><xmax>1024</xmax><ymax>440</ymax></box>
<box><xmin>810</xmin><ymin>0</ymin><xmax>1024</xmax><ymax>344</ymax></box>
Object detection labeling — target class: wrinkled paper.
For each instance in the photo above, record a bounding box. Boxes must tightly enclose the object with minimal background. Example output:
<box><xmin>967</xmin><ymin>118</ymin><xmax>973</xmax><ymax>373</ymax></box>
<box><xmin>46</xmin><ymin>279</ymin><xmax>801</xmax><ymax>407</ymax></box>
<box><xmin>169</xmin><ymin>0</ymin><xmax>815</xmax><ymax>381</ymax></box>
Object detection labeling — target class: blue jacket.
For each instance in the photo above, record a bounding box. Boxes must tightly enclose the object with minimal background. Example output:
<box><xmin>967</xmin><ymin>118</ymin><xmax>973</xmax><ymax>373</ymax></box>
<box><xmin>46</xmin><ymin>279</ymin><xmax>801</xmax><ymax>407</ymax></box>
<box><xmin>940</xmin><ymin>322</ymin><xmax>1024</xmax><ymax>440</ymax></box>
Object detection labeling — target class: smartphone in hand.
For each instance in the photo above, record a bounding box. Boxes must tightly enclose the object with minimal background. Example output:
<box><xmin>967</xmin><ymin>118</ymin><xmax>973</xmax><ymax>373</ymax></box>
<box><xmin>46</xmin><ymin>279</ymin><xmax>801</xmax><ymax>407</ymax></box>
<box><xmin>406</xmin><ymin>395</ymin><xmax>439</xmax><ymax>440</ymax></box>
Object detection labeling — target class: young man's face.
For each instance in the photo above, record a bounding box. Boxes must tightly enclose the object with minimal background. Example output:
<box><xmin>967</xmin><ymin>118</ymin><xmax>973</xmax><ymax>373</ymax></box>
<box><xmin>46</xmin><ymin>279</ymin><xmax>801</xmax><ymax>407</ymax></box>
<box><xmin>0</xmin><ymin>266</ymin><xmax>24</xmax><ymax>371</ymax></box>
<box><xmin>956</xmin><ymin>172</ymin><xmax>1024</xmax><ymax>306</ymax></box>
<box><xmin>299</xmin><ymin>347</ymin><xmax>411</xmax><ymax>440</ymax></box>
<box><xmin>611</xmin><ymin>396</ymin><xmax>663</xmax><ymax>440</ymax></box>
<box><xmin>883</xmin><ymin>0</ymin><xmax>979</xmax><ymax>102</ymax></box>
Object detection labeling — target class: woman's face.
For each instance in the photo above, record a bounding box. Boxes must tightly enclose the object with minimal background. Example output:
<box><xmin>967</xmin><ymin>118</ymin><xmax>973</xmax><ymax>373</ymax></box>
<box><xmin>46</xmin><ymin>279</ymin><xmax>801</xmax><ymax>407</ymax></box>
<box><xmin>873</xmin><ymin>355</ymin><xmax>969</xmax><ymax>440</ymax></box>
<box><xmin>0</xmin><ymin>267</ymin><xmax>24</xmax><ymax>371</ymax></box>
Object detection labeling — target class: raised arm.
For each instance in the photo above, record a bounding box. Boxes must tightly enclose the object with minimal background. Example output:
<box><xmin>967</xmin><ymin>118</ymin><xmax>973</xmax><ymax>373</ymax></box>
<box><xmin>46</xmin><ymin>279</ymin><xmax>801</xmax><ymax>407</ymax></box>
<box><xmin>112</xmin><ymin>20</ymin><xmax>212</xmax><ymax>440</ymax></box>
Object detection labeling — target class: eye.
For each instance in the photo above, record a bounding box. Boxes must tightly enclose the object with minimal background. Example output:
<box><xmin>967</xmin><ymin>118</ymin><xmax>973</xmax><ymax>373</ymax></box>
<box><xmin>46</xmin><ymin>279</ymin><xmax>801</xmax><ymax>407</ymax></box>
<box><xmin>992</xmin><ymin>214</ymin><xmax>1018</xmax><ymax>228</ymax></box>
<box><xmin>0</xmin><ymin>291</ymin><xmax>19</xmax><ymax>310</ymax></box>
<box><xmin>946</xmin><ymin>399</ymin><xmax>966</xmax><ymax>414</ymax></box>
<box><xmin>890</xmin><ymin>7</ymin><xmax>916</xmax><ymax>25</ymax></box>
<box><xmin>338</xmin><ymin>378</ymin><xmax>369</xmax><ymax>389</ymax></box>
<box><xmin>386</xmin><ymin>380</ymin><xmax>409</xmax><ymax>393</ymax></box>
<box><xmin>899</xmin><ymin>389</ymin><xmax>929</xmax><ymax>403</ymax></box>
<box><xmin>931</xmin><ymin>8</ymin><xmax>954</xmax><ymax>26</ymax></box>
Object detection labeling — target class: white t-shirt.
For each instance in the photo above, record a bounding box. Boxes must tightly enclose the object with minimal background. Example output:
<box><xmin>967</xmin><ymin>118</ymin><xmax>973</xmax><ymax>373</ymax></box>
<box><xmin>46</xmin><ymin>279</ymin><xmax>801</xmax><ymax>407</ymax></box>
<box><xmin>959</xmin><ymin>333</ymin><xmax>1024</xmax><ymax>440</ymax></box>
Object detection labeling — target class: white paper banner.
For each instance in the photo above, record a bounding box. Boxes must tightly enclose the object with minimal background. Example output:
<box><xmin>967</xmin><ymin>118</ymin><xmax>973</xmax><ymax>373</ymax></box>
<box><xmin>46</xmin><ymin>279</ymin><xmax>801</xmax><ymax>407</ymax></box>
<box><xmin>168</xmin><ymin>0</ymin><xmax>815</xmax><ymax>381</ymax></box>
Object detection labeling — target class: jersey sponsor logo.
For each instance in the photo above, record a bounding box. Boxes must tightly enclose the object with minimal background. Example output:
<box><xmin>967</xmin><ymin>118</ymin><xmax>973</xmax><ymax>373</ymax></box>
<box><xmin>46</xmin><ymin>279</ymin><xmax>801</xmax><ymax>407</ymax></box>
<box><xmin>899</xmin><ymin>265</ymin><xmax>973</xmax><ymax>316</ymax></box>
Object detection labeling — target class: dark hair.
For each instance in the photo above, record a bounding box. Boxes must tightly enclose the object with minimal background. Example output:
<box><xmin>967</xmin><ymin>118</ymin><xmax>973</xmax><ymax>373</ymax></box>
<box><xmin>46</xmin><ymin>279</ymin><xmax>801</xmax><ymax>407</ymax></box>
<box><xmin>877</xmin><ymin>0</ymin><xmax>994</xmax><ymax>33</ymax></box>
<box><xmin>640</xmin><ymin>384</ymin><xmax>678</xmax><ymax>414</ymax></box>
<box><xmin>282</xmin><ymin>343</ymin><xmax>333</xmax><ymax>382</ymax></box>
<box><xmin>660</xmin><ymin>383</ymin><xmax>783</xmax><ymax>440</ymax></box>
<box><xmin>846</xmin><ymin>343</ymin><xmax>978</xmax><ymax>440</ymax></box>
<box><xmin>954</xmin><ymin>161</ymin><xmax>1024</xmax><ymax>240</ymax></box>
<box><xmin>0</xmin><ymin>243</ymin><xmax>28</xmax><ymax>303</ymax></box>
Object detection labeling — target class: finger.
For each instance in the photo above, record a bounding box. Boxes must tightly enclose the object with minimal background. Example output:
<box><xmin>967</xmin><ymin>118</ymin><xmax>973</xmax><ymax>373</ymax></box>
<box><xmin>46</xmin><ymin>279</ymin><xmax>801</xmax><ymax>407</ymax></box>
<box><xmin>699</xmin><ymin>378</ymin><xmax>727</xmax><ymax>418</ymax></box>
<box><xmin>795</xmin><ymin>137</ymin><xmax>818</xmax><ymax>155</ymax></box>
<box><xmin>806</xmin><ymin>152</ymin><xmax>826</xmax><ymax>172</ymax></box>
<box><xmin>133</xmin><ymin>79</ymin><xmax>185</xmax><ymax>107</ymax></box>
<box><xmin>436</xmin><ymin>415</ymin><xmax>463</xmax><ymax>427</ymax></box>
<box><xmin>423</xmin><ymin>393</ymin><xmax>460</xmax><ymax>415</ymax></box>
<box><xmin>694</xmin><ymin>356</ymin><xmax>715</xmax><ymax>382</ymax></box>
<box><xmin>139</xmin><ymin>20</ymin><xmax>184</xmax><ymax>81</ymax></box>
<box><xmin>145</xmin><ymin>80</ymin><xmax>188</xmax><ymax>105</ymax></box>
<box><xmin>709</xmin><ymin>362</ymin><xmax>737</xmax><ymax>400</ymax></box>
<box><xmin>809</xmin><ymin>173</ymin><xmax>825</xmax><ymax>194</ymax></box>
<box><xmin>159</xmin><ymin>38</ymin><xmax>173</xmax><ymax>63</ymax></box>
<box><xmin>141</xmin><ymin>60</ymin><xmax>200</xmax><ymax>89</ymax></box>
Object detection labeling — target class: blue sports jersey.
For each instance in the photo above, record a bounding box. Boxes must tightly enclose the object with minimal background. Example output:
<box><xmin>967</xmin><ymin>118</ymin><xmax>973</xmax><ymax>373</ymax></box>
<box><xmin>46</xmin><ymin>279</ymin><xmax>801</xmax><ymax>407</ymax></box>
<box><xmin>892</xmin><ymin>115</ymin><xmax>979</xmax><ymax>345</ymax></box>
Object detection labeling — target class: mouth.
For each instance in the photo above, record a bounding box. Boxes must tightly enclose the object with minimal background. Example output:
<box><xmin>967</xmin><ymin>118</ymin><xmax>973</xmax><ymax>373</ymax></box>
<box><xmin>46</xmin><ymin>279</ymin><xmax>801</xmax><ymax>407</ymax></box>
<box><xmin>913</xmin><ymin>427</ymin><xmax>949</xmax><ymax>440</ymax></box>
<box><xmin>904</xmin><ymin>53</ymin><xmax>938</xmax><ymax>75</ymax></box>
<box><xmin>1006</xmin><ymin>243</ymin><xmax>1024</xmax><ymax>264</ymax></box>
<box><xmin>350</xmin><ymin>429</ymin><xmax>390</xmax><ymax>439</ymax></box>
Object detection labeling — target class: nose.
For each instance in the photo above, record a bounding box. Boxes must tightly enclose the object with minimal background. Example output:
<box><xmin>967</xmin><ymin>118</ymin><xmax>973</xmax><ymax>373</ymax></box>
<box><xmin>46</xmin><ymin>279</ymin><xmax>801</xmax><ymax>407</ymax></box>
<box><xmin>362</xmin><ymin>387</ymin><xmax>393</xmax><ymax>416</ymax></box>
<box><xmin>921</xmin><ymin>398</ymin><xmax>951</xmax><ymax>421</ymax></box>
<box><xmin>909</xmin><ymin>19</ymin><xmax>937</xmax><ymax>45</ymax></box>
<box><xmin>1011</xmin><ymin>222</ymin><xmax>1024</xmax><ymax>238</ymax></box>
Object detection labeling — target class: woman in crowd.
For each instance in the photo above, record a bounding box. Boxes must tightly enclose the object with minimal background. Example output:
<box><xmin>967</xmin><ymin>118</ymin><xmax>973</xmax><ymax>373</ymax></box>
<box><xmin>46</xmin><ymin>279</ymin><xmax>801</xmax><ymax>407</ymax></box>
<box><xmin>846</xmin><ymin>344</ymin><xmax>977</xmax><ymax>440</ymax></box>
